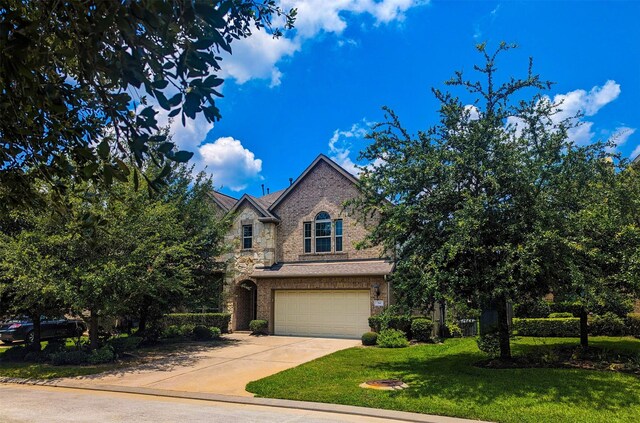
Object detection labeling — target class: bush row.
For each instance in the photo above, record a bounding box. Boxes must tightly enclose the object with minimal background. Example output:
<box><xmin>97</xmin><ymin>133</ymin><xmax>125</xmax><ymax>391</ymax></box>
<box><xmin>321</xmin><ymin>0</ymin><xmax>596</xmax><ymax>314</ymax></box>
<box><xmin>514</xmin><ymin>313</ymin><xmax>640</xmax><ymax>337</ymax></box>
<box><xmin>514</xmin><ymin>299</ymin><xmax>634</xmax><ymax>319</ymax></box>
<box><xmin>163</xmin><ymin>313</ymin><xmax>230</xmax><ymax>333</ymax></box>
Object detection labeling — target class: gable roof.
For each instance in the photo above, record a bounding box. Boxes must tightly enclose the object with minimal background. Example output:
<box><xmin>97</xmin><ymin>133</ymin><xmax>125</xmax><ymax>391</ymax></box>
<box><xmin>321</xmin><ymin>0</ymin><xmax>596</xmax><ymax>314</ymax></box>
<box><xmin>229</xmin><ymin>193</ymin><xmax>280</xmax><ymax>223</ymax></box>
<box><xmin>210</xmin><ymin>191</ymin><xmax>238</xmax><ymax>211</ymax></box>
<box><xmin>268</xmin><ymin>154</ymin><xmax>359</xmax><ymax>211</ymax></box>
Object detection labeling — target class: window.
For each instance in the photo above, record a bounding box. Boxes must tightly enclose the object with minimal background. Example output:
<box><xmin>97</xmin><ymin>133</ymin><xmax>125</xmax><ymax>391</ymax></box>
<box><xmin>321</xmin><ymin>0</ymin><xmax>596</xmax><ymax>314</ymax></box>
<box><xmin>242</xmin><ymin>224</ymin><xmax>253</xmax><ymax>249</ymax></box>
<box><xmin>315</xmin><ymin>212</ymin><xmax>332</xmax><ymax>252</ymax></box>
<box><xmin>335</xmin><ymin>219</ymin><xmax>343</xmax><ymax>252</ymax></box>
<box><xmin>303</xmin><ymin>222</ymin><xmax>312</xmax><ymax>253</ymax></box>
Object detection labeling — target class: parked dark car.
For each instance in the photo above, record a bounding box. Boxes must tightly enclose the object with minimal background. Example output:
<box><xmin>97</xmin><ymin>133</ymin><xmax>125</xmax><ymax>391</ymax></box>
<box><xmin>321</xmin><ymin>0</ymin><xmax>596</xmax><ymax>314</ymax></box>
<box><xmin>0</xmin><ymin>316</ymin><xmax>86</xmax><ymax>344</ymax></box>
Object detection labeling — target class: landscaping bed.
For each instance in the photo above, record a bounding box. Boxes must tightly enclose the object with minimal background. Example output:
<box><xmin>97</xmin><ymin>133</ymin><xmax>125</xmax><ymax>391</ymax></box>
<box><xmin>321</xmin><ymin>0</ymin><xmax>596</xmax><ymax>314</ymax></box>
<box><xmin>246</xmin><ymin>336</ymin><xmax>640</xmax><ymax>423</ymax></box>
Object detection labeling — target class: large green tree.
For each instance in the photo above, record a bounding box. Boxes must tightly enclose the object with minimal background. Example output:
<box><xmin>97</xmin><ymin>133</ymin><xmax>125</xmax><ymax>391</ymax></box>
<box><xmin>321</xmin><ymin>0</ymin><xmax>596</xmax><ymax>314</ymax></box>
<box><xmin>352</xmin><ymin>43</ymin><xmax>617</xmax><ymax>359</ymax></box>
<box><xmin>0</xmin><ymin>1</ymin><xmax>294</xmax><ymax>205</ymax></box>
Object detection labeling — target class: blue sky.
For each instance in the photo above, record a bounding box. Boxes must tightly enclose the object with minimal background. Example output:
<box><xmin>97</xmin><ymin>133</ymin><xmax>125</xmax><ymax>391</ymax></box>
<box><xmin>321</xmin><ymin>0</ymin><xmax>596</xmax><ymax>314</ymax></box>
<box><xmin>164</xmin><ymin>1</ymin><xmax>640</xmax><ymax>197</ymax></box>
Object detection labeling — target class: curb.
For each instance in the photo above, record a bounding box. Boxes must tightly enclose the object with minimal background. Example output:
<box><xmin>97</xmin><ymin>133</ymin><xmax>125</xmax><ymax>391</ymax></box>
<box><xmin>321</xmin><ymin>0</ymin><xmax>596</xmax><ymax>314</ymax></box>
<box><xmin>0</xmin><ymin>378</ymin><xmax>490</xmax><ymax>423</ymax></box>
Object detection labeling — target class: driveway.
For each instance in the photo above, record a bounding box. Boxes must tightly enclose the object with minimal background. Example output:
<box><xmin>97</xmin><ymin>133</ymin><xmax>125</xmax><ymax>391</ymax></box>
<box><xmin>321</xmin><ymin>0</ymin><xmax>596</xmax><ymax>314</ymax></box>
<box><xmin>62</xmin><ymin>333</ymin><xmax>359</xmax><ymax>397</ymax></box>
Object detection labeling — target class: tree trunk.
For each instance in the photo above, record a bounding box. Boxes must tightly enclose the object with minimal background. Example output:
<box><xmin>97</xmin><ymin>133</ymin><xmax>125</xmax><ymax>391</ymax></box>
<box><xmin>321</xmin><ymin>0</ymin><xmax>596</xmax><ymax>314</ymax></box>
<box><xmin>496</xmin><ymin>297</ymin><xmax>512</xmax><ymax>360</ymax></box>
<box><xmin>89</xmin><ymin>311</ymin><xmax>99</xmax><ymax>351</ymax></box>
<box><xmin>28</xmin><ymin>314</ymin><xmax>42</xmax><ymax>351</ymax></box>
<box><xmin>579</xmin><ymin>307</ymin><xmax>589</xmax><ymax>348</ymax></box>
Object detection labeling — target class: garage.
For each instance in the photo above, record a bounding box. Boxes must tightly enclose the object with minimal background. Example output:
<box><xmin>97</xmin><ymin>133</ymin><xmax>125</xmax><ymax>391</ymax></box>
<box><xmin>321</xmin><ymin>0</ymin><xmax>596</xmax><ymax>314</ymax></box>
<box><xmin>274</xmin><ymin>290</ymin><xmax>371</xmax><ymax>338</ymax></box>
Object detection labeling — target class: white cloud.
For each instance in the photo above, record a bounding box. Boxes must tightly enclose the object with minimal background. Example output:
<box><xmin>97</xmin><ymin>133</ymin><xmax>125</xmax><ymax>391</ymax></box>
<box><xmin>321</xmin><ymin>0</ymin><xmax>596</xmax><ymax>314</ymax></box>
<box><xmin>609</xmin><ymin>126</ymin><xmax>636</xmax><ymax>148</ymax></box>
<box><xmin>464</xmin><ymin>104</ymin><xmax>480</xmax><ymax>120</ymax></box>
<box><xmin>221</xmin><ymin>0</ymin><xmax>427</xmax><ymax>86</ymax></box>
<box><xmin>547</xmin><ymin>80</ymin><xmax>621</xmax><ymax>144</ymax></box>
<box><xmin>197</xmin><ymin>137</ymin><xmax>263</xmax><ymax>191</ymax></box>
<box><xmin>328</xmin><ymin>120</ymin><xmax>372</xmax><ymax>175</ymax></box>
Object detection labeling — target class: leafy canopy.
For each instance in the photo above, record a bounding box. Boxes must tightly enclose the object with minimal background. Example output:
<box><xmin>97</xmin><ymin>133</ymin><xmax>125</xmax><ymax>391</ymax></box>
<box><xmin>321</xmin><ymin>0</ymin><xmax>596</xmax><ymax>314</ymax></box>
<box><xmin>0</xmin><ymin>1</ymin><xmax>295</xmax><ymax>205</ymax></box>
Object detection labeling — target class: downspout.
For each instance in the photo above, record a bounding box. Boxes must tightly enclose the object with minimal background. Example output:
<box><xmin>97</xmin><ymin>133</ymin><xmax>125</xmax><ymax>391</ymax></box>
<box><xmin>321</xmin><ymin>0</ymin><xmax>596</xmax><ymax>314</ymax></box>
<box><xmin>384</xmin><ymin>274</ymin><xmax>391</xmax><ymax>306</ymax></box>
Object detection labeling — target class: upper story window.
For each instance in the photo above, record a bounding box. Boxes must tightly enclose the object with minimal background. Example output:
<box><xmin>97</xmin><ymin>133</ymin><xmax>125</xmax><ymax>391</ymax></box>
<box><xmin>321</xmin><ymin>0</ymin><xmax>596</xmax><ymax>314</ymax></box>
<box><xmin>335</xmin><ymin>219</ymin><xmax>343</xmax><ymax>252</ymax></box>
<box><xmin>303</xmin><ymin>222</ymin><xmax>312</xmax><ymax>253</ymax></box>
<box><xmin>315</xmin><ymin>212</ymin><xmax>332</xmax><ymax>253</ymax></box>
<box><xmin>242</xmin><ymin>224</ymin><xmax>253</xmax><ymax>249</ymax></box>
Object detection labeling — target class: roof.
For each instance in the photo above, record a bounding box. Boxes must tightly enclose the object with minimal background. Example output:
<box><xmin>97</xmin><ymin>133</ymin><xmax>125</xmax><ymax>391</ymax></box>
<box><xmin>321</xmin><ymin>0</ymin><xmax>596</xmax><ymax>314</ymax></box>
<box><xmin>210</xmin><ymin>191</ymin><xmax>238</xmax><ymax>211</ymax></box>
<box><xmin>250</xmin><ymin>189</ymin><xmax>286</xmax><ymax>210</ymax></box>
<box><xmin>229</xmin><ymin>194</ymin><xmax>280</xmax><ymax>223</ymax></box>
<box><xmin>269</xmin><ymin>154</ymin><xmax>359</xmax><ymax>211</ymax></box>
<box><xmin>251</xmin><ymin>259</ymin><xmax>394</xmax><ymax>278</ymax></box>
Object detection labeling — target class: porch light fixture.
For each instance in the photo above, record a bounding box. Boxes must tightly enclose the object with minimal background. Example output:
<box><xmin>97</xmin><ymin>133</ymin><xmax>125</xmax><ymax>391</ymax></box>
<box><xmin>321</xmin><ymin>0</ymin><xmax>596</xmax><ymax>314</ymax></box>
<box><xmin>372</xmin><ymin>284</ymin><xmax>381</xmax><ymax>299</ymax></box>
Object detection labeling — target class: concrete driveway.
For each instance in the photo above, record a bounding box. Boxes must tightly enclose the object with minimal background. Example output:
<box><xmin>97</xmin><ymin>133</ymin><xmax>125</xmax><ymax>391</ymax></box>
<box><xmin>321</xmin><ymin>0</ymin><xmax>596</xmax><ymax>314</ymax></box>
<box><xmin>62</xmin><ymin>333</ymin><xmax>359</xmax><ymax>397</ymax></box>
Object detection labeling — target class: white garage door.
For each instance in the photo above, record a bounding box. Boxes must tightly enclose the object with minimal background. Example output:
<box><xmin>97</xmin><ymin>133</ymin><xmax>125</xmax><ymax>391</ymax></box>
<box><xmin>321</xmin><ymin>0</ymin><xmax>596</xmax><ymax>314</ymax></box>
<box><xmin>274</xmin><ymin>290</ymin><xmax>371</xmax><ymax>338</ymax></box>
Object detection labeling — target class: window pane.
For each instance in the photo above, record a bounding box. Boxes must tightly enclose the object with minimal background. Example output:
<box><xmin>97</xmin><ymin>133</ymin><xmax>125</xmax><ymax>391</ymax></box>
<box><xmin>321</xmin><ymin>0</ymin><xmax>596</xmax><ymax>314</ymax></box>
<box><xmin>304</xmin><ymin>238</ymin><xmax>311</xmax><ymax>253</ymax></box>
<box><xmin>335</xmin><ymin>219</ymin><xmax>343</xmax><ymax>236</ymax></box>
<box><xmin>315</xmin><ymin>211</ymin><xmax>331</xmax><ymax>220</ymax></box>
<box><xmin>304</xmin><ymin>222</ymin><xmax>311</xmax><ymax>237</ymax></box>
<box><xmin>335</xmin><ymin>236</ymin><xmax>342</xmax><ymax>252</ymax></box>
<box><xmin>243</xmin><ymin>225</ymin><xmax>252</xmax><ymax>237</ymax></box>
<box><xmin>316</xmin><ymin>237</ymin><xmax>331</xmax><ymax>252</ymax></box>
<box><xmin>243</xmin><ymin>237</ymin><xmax>252</xmax><ymax>249</ymax></box>
<box><xmin>315</xmin><ymin>221</ymin><xmax>331</xmax><ymax>237</ymax></box>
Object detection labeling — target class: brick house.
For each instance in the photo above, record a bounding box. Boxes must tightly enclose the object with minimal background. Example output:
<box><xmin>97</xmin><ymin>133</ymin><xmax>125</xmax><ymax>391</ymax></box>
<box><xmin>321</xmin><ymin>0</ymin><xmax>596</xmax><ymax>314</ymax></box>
<box><xmin>210</xmin><ymin>154</ymin><xmax>394</xmax><ymax>338</ymax></box>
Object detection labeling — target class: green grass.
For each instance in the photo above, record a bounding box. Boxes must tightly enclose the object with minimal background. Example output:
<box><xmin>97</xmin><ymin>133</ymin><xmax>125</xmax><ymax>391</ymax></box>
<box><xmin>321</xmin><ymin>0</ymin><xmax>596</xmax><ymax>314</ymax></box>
<box><xmin>0</xmin><ymin>361</ymin><xmax>123</xmax><ymax>379</ymax></box>
<box><xmin>247</xmin><ymin>337</ymin><xmax>640</xmax><ymax>423</ymax></box>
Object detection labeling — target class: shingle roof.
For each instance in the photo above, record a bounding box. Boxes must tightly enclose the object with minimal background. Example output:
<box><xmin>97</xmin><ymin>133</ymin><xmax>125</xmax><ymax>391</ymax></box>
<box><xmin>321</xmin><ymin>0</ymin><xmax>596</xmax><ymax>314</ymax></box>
<box><xmin>251</xmin><ymin>259</ymin><xmax>394</xmax><ymax>278</ymax></box>
<box><xmin>211</xmin><ymin>191</ymin><xmax>238</xmax><ymax>211</ymax></box>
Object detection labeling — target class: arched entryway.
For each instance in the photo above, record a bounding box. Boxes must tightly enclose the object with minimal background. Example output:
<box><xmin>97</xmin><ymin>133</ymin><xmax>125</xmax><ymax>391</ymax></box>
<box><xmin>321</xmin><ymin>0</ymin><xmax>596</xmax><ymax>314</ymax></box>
<box><xmin>235</xmin><ymin>280</ymin><xmax>257</xmax><ymax>330</ymax></box>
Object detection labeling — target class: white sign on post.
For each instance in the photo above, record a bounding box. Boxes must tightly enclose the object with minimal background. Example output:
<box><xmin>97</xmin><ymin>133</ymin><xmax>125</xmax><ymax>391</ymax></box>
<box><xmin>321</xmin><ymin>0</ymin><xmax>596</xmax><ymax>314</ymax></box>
<box><xmin>373</xmin><ymin>300</ymin><xmax>384</xmax><ymax>307</ymax></box>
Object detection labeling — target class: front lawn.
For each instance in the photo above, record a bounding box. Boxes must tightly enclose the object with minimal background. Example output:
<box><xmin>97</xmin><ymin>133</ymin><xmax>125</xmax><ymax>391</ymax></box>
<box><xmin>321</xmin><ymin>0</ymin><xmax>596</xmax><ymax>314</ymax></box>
<box><xmin>246</xmin><ymin>337</ymin><xmax>640</xmax><ymax>423</ymax></box>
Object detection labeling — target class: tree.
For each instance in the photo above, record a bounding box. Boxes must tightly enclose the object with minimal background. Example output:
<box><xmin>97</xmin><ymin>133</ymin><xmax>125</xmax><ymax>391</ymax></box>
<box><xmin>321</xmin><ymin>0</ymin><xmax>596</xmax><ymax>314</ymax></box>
<box><xmin>552</xmin><ymin>159</ymin><xmax>640</xmax><ymax>347</ymax></box>
<box><xmin>0</xmin><ymin>1</ymin><xmax>295</xmax><ymax>206</ymax></box>
<box><xmin>352</xmin><ymin>43</ymin><xmax>616</xmax><ymax>359</ymax></box>
<box><xmin>0</xmin><ymin>206</ymin><xmax>71</xmax><ymax>349</ymax></box>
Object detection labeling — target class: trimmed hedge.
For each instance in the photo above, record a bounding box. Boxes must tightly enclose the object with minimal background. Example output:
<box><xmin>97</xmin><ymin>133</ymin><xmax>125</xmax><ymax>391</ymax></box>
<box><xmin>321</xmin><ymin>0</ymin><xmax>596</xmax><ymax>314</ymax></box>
<box><xmin>361</xmin><ymin>332</ymin><xmax>378</xmax><ymax>346</ymax></box>
<box><xmin>368</xmin><ymin>315</ymin><xmax>412</xmax><ymax>336</ymax></box>
<box><xmin>513</xmin><ymin>317</ymin><xmax>580</xmax><ymax>337</ymax></box>
<box><xmin>590</xmin><ymin>312</ymin><xmax>625</xmax><ymax>336</ymax></box>
<box><xmin>249</xmin><ymin>319</ymin><xmax>268</xmax><ymax>335</ymax></box>
<box><xmin>626</xmin><ymin>313</ymin><xmax>640</xmax><ymax>337</ymax></box>
<box><xmin>548</xmin><ymin>312</ymin><xmax>573</xmax><ymax>318</ymax></box>
<box><xmin>164</xmin><ymin>313</ymin><xmax>230</xmax><ymax>333</ymax></box>
<box><xmin>411</xmin><ymin>318</ymin><xmax>433</xmax><ymax>342</ymax></box>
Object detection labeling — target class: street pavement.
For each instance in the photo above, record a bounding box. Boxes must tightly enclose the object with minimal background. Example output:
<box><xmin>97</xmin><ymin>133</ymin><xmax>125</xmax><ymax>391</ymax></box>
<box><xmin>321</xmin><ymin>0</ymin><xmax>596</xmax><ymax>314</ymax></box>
<box><xmin>0</xmin><ymin>384</ymin><xmax>403</xmax><ymax>423</ymax></box>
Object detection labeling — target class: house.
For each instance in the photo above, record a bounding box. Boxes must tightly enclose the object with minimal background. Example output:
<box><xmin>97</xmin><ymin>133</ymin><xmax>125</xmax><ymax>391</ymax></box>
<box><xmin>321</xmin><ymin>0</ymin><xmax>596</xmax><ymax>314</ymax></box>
<box><xmin>210</xmin><ymin>154</ymin><xmax>394</xmax><ymax>338</ymax></box>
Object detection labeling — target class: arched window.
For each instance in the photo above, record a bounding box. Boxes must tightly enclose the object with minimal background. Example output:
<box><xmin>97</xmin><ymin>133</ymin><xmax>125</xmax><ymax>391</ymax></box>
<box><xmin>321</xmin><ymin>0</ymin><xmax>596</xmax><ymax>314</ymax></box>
<box><xmin>315</xmin><ymin>211</ymin><xmax>332</xmax><ymax>252</ymax></box>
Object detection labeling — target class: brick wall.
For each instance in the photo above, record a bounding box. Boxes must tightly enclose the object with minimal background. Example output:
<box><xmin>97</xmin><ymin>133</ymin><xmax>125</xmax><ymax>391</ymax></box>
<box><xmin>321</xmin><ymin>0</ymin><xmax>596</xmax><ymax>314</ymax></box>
<box><xmin>255</xmin><ymin>275</ymin><xmax>388</xmax><ymax>333</ymax></box>
<box><xmin>271</xmin><ymin>160</ymin><xmax>383</xmax><ymax>262</ymax></box>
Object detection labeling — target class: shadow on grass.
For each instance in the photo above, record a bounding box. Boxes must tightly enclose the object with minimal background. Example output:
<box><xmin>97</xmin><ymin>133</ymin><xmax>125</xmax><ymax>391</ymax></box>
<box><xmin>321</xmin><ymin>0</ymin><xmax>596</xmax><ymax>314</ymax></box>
<box><xmin>368</xmin><ymin>348</ymin><xmax>640</xmax><ymax>412</ymax></box>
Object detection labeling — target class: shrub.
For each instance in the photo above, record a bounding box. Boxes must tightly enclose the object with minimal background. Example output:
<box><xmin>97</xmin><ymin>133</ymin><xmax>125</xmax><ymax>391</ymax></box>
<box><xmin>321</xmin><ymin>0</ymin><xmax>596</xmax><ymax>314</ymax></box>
<box><xmin>361</xmin><ymin>332</ymin><xmax>378</xmax><ymax>346</ymax></box>
<box><xmin>368</xmin><ymin>314</ymin><xmax>413</xmax><ymax>336</ymax></box>
<box><xmin>161</xmin><ymin>324</ymin><xmax>195</xmax><ymax>339</ymax></box>
<box><xmin>368</xmin><ymin>315</ymin><xmax>383</xmax><ymax>332</ymax></box>
<box><xmin>514</xmin><ymin>299</ymin><xmax>551</xmax><ymax>318</ymax></box>
<box><xmin>249</xmin><ymin>319</ymin><xmax>268</xmax><ymax>335</ymax></box>
<box><xmin>513</xmin><ymin>317</ymin><xmax>580</xmax><ymax>337</ymax></box>
<box><xmin>107</xmin><ymin>336</ymin><xmax>143</xmax><ymax>355</ymax></box>
<box><xmin>49</xmin><ymin>350</ymin><xmax>89</xmax><ymax>366</ymax></box>
<box><xmin>548</xmin><ymin>312</ymin><xmax>573</xmax><ymax>318</ymax></box>
<box><xmin>377</xmin><ymin>329</ymin><xmax>409</xmax><ymax>348</ymax></box>
<box><xmin>476</xmin><ymin>332</ymin><xmax>500</xmax><ymax>358</ymax></box>
<box><xmin>1</xmin><ymin>345</ymin><xmax>29</xmax><ymax>362</ymax></box>
<box><xmin>626</xmin><ymin>313</ymin><xmax>640</xmax><ymax>337</ymax></box>
<box><xmin>24</xmin><ymin>351</ymin><xmax>48</xmax><ymax>363</ymax></box>
<box><xmin>209</xmin><ymin>327</ymin><xmax>221</xmax><ymax>340</ymax></box>
<box><xmin>42</xmin><ymin>339</ymin><xmax>66</xmax><ymax>356</ymax></box>
<box><xmin>548</xmin><ymin>301</ymin><xmax>582</xmax><ymax>317</ymax></box>
<box><xmin>164</xmin><ymin>313</ymin><xmax>230</xmax><ymax>333</ymax></box>
<box><xmin>193</xmin><ymin>325</ymin><xmax>214</xmax><ymax>341</ymax></box>
<box><xmin>446</xmin><ymin>322</ymin><xmax>463</xmax><ymax>338</ymax></box>
<box><xmin>589</xmin><ymin>312</ymin><xmax>626</xmax><ymax>336</ymax></box>
<box><xmin>411</xmin><ymin>318</ymin><xmax>433</xmax><ymax>342</ymax></box>
<box><xmin>87</xmin><ymin>345</ymin><xmax>115</xmax><ymax>365</ymax></box>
